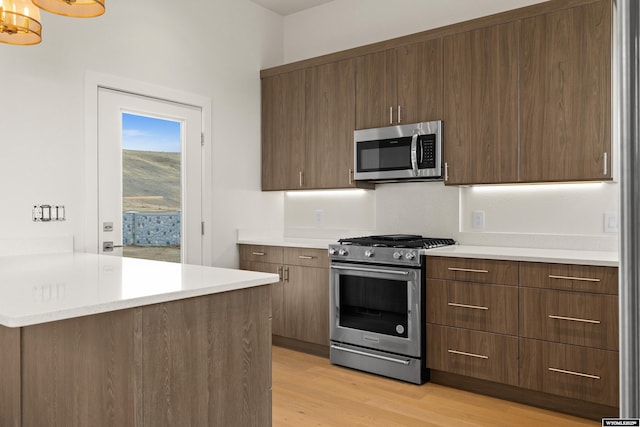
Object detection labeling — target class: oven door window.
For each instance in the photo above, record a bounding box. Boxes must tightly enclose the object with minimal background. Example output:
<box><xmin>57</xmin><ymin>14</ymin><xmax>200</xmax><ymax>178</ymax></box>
<box><xmin>356</xmin><ymin>136</ymin><xmax>413</xmax><ymax>172</ymax></box>
<box><xmin>339</xmin><ymin>274</ymin><xmax>409</xmax><ymax>338</ymax></box>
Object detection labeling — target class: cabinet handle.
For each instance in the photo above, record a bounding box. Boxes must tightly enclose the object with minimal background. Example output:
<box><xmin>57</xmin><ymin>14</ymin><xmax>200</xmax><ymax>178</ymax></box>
<box><xmin>447</xmin><ymin>267</ymin><xmax>489</xmax><ymax>274</ymax></box>
<box><xmin>548</xmin><ymin>315</ymin><xmax>601</xmax><ymax>324</ymax></box>
<box><xmin>298</xmin><ymin>255</ymin><xmax>315</xmax><ymax>260</ymax></box>
<box><xmin>447</xmin><ymin>349</ymin><xmax>488</xmax><ymax>360</ymax></box>
<box><xmin>447</xmin><ymin>302</ymin><xmax>489</xmax><ymax>310</ymax></box>
<box><xmin>299</xmin><ymin>171</ymin><xmax>303</xmax><ymax>187</ymax></box>
<box><xmin>548</xmin><ymin>367</ymin><xmax>600</xmax><ymax>380</ymax></box>
<box><xmin>277</xmin><ymin>266</ymin><xmax>283</xmax><ymax>280</ymax></box>
<box><xmin>284</xmin><ymin>267</ymin><xmax>289</xmax><ymax>282</ymax></box>
<box><xmin>604</xmin><ymin>152</ymin><xmax>608</xmax><ymax>176</ymax></box>
<box><xmin>398</xmin><ymin>105</ymin><xmax>401</xmax><ymax>124</ymax></box>
<box><xmin>349</xmin><ymin>168</ymin><xmax>353</xmax><ymax>185</ymax></box>
<box><xmin>444</xmin><ymin>162</ymin><xmax>449</xmax><ymax>181</ymax></box>
<box><xmin>252</xmin><ymin>252</ymin><xmax>265</xmax><ymax>256</ymax></box>
<box><xmin>548</xmin><ymin>274</ymin><xmax>601</xmax><ymax>283</ymax></box>
<box><xmin>389</xmin><ymin>106</ymin><xmax>393</xmax><ymax>125</ymax></box>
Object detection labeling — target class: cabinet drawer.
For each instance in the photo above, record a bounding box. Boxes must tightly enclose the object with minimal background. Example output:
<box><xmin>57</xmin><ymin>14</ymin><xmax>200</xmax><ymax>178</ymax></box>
<box><xmin>520</xmin><ymin>262</ymin><xmax>618</xmax><ymax>295</ymax></box>
<box><xmin>427</xmin><ymin>257</ymin><xmax>518</xmax><ymax>286</ymax></box>
<box><xmin>519</xmin><ymin>338</ymin><xmax>618</xmax><ymax>407</ymax></box>
<box><xmin>239</xmin><ymin>245</ymin><xmax>284</xmax><ymax>264</ymax></box>
<box><xmin>426</xmin><ymin>324</ymin><xmax>518</xmax><ymax>386</ymax></box>
<box><xmin>427</xmin><ymin>279</ymin><xmax>517</xmax><ymax>335</ymax></box>
<box><xmin>519</xmin><ymin>287</ymin><xmax>618</xmax><ymax>350</ymax></box>
<box><xmin>284</xmin><ymin>247</ymin><xmax>329</xmax><ymax>268</ymax></box>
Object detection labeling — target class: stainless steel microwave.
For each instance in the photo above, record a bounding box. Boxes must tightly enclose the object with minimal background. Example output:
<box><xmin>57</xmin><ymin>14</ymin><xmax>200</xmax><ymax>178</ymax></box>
<box><xmin>353</xmin><ymin>120</ymin><xmax>443</xmax><ymax>182</ymax></box>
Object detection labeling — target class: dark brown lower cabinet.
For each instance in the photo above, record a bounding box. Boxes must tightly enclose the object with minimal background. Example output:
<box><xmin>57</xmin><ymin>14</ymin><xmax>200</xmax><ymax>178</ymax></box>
<box><xmin>519</xmin><ymin>338</ymin><xmax>618</xmax><ymax>407</ymax></box>
<box><xmin>427</xmin><ymin>324</ymin><xmax>518</xmax><ymax>386</ymax></box>
<box><xmin>1</xmin><ymin>286</ymin><xmax>272</xmax><ymax>427</ymax></box>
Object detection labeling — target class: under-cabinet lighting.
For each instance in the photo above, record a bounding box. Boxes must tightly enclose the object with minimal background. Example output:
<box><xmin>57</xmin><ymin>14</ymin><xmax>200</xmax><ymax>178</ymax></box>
<box><xmin>471</xmin><ymin>182</ymin><xmax>605</xmax><ymax>194</ymax></box>
<box><xmin>285</xmin><ymin>189</ymin><xmax>369</xmax><ymax>198</ymax></box>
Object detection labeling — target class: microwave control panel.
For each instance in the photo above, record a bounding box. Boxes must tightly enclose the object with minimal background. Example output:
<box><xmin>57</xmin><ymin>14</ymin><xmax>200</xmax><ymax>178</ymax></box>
<box><xmin>418</xmin><ymin>134</ymin><xmax>437</xmax><ymax>169</ymax></box>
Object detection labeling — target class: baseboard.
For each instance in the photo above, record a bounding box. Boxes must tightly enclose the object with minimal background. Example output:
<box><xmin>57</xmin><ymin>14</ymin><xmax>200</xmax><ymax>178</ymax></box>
<box><xmin>272</xmin><ymin>335</ymin><xmax>329</xmax><ymax>358</ymax></box>
<box><xmin>430</xmin><ymin>370</ymin><xmax>618</xmax><ymax>421</ymax></box>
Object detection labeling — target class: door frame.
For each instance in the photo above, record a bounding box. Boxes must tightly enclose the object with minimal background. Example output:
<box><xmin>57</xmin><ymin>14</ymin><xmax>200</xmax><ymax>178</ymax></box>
<box><xmin>84</xmin><ymin>71</ymin><xmax>213</xmax><ymax>265</ymax></box>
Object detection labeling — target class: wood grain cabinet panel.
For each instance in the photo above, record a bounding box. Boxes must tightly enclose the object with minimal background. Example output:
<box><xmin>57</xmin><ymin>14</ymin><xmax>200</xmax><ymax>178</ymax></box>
<box><xmin>443</xmin><ymin>22</ymin><xmax>519</xmax><ymax>185</ymax></box>
<box><xmin>427</xmin><ymin>324</ymin><xmax>518</xmax><ymax>386</ymax></box>
<box><xmin>241</xmin><ymin>260</ymin><xmax>285</xmax><ymax>337</ymax></box>
<box><xmin>239</xmin><ymin>245</ymin><xmax>284</xmax><ymax>265</ymax></box>
<box><xmin>519</xmin><ymin>338</ymin><xmax>618</xmax><ymax>407</ymax></box>
<box><xmin>261</xmin><ymin>70</ymin><xmax>306</xmax><ymax>191</ymax></box>
<box><xmin>519</xmin><ymin>0</ymin><xmax>612</xmax><ymax>182</ymax></box>
<box><xmin>305</xmin><ymin>59</ymin><xmax>357</xmax><ymax>189</ymax></box>
<box><xmin>284</xmin><ymin>265</ymin><xmax>329</xmax><ymax>346</ymax></box>
<box><xmin>519</xmin><ymin>287</ymin><xmax>618</xmax><ymax>350</ymax></box>
<box><xmin>284</xmin><ymin>247</ymin><xmax>330</xmax><ymax>269</ymax></box>
<box><xmin>356</xmin><ymin>40</ymin><xmax>443</xmax><ymax>130</ymax></box>
<box><xmin>0</xmin><ymin>326</ymin><xmax>21</xmax><ymax>427</ymax></box>
<box><xmin>427</xmin><ymin>279</ymin><xmax>518</xmax><ymax>335</ymax></box>
<box><xmin>520</xmin><ymin>262</ymin><xmax>618</xmax><ymax>295</ymax></box>
<box><xmin>427</xmin><ymin>257</ymin><xmax>519</xmax><ymax>286</ymax></box>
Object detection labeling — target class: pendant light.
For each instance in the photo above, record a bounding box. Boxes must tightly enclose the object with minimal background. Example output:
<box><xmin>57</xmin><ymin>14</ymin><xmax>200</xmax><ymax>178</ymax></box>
<box><xmin>32</xmin><ymin>0</ymin><xmax>104</xmax><ymax>18</ymax></box>
<box><xmin>0</xmin><ymin>0</ymin><xmax>42</xmax><ymax>45</ymax></box>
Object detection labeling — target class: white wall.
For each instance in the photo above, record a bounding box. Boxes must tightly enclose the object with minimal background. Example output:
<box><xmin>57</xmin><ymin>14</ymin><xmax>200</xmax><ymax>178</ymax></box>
<box><xmin>0</xmin><ymin>0</ymin><xmax>284</xmax><ymax>268</ymax></box>
<box><xmin>282</xmin><ymin>0</ymin><xmax>620</xmax><ymax>251</ymax></box>
<box><xmin>284</xmin><ymin>0</ymin><xmax>550</xmax><ymax>63</ymax></box>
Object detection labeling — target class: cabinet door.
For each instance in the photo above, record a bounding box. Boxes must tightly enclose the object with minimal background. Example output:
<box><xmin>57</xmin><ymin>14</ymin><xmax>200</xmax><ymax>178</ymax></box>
<box><xmin>261</xmin><ymin>70</ymin><xmax>306</xmax><ymax>191</ymax></box>
<box><xmin>284</xmin><ymin>266</ymin><xmax>329</xmax><ymax>346</ymax></box>
<box><xmin>443</xmin><ymin>23</ymin><xmax>519</xmax><ymax>185</ymax></box>
<box><xmin>242</xmin><ymin>261</ymin><xmax>285</xmax><ymax>337</ymax></box>
<box><xmin>396</xmin><ymin>39</ymin><xmax>443</xmax><ymax>125</ymax></box>
<box><xmin>305</xmin><ymin>59</ymin><xmax>356</xmax><ymax>189</ymax></box>
<box><xmin>355</xmin><ymin>49</ymin><xmax>397</xmax><ymax>129</ymax></box>
<box><xmin>519</xmin><ymin>0</ymin><xmax>611</xmax><ymax>182</ymax></box>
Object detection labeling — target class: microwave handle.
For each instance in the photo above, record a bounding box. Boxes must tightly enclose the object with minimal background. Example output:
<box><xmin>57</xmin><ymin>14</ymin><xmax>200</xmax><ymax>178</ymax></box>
<box><xmin>410</xmin><ymin>132</ymin><xmax>419</xmax><ymax>177</ymax></box>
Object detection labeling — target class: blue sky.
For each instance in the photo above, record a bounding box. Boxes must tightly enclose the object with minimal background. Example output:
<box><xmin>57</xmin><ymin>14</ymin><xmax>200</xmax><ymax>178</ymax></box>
<box><xmin>122</xmin><ymin>113</ymin><xmax>181</xmax><ymax>152</ymax></box>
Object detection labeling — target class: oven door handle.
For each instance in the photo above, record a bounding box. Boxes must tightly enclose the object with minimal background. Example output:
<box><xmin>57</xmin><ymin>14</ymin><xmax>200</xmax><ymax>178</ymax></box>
<box><xmin>410</xmin><ymin>132</ymin><xmax>419</xmax><ymax>177</ymax></box>
<box><xmin>331</xmin><ymin>345</ymin><xmax>411</xmax><ymax>365</ymax></box>
<box><xmin>331</xmin><ymin>265</ymin><xmax>410</xmax><ymax>276</ymax></box>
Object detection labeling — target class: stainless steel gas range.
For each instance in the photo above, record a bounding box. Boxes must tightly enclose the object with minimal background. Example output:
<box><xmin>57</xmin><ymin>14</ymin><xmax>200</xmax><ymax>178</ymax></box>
<box><xmin>328</xmin><ymin>234</ymin><xmax>455</xmax><ymax>384</ymax></box>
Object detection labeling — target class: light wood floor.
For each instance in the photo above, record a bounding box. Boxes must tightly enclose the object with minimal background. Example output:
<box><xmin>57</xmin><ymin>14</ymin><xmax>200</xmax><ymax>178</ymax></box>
<box><xmin>272</xmin><ymin>346</ymin><xmax>600</xmax><ymax>427</ymax></box>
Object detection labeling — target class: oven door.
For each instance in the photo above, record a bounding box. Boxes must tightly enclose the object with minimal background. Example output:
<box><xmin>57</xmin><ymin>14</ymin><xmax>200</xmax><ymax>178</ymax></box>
<box><xmin>330</xmin><ymin>262</ymin><xmax>422</xmax><ymax>357</ymax></box>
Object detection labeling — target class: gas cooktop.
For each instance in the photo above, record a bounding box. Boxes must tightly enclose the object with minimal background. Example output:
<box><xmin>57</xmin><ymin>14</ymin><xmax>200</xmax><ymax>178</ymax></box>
<box><xmin>337</xmin><ymin>234</ymin><xmax>456</xmax><ymax>249</ymax></box>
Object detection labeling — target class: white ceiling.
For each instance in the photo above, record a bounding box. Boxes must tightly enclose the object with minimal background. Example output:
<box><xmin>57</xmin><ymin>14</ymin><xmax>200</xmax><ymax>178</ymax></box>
<box><xmin>250</xmin><ymin>0</ymin><xmax>334</xmax><ymax>16</ymax></box>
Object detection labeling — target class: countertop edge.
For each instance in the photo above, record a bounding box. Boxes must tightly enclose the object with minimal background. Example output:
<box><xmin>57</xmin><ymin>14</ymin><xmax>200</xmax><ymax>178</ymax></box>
<box><xmin>237</xmin><ymin>238</ymin><xmax>334</xmax><ymax>249</ymax></box>
<box><xmin>426</xmin><ymin>245</ymin><xmax>619</xmax><ymax>267</ymax></box>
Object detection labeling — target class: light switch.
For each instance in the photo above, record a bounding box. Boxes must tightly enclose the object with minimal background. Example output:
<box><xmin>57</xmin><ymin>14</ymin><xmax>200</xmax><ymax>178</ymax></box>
<box><xmin>472</xmin><ymin>211</ymin><xmax>485</xmax><ymax>230</ymax></box>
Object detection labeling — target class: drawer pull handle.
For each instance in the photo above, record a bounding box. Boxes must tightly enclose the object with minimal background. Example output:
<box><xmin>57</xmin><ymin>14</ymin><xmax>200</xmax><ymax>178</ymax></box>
<box><xmin>548</xmin><ymin>274</ymin><xmax>601</xmax><ymax>283</ymax></box>
<box><xmin>447</xmin><ymin>302</ymin><xmax>489</xmax><ymax>310</ymax></box>
<box><xmin>447</xmin><ymin>349</ymin><xmax>489</xmax><ymax>359</ymax></box>
<box><xmin>251</xmin><ymin>252</ymin><xmax>265</xmax><ymax>256</ymax></box>
<box><xmin>298</xmin><ymin>255</ymin><xmax>315</xmax><ymax>260</ymax></box>
<box><xmin>548</xmin><ymin>315</ymin><xmax>601</xmax><ymax>324</ymax></box>
<box><xmin>447</xmin><ymin>267</ymin><xmax>489</xmax><ymax>274</ymax></box>
<box><xmin>548</xmin><ymin>367</ymin><xmax>600</xmax><ymax>380</ymax></box>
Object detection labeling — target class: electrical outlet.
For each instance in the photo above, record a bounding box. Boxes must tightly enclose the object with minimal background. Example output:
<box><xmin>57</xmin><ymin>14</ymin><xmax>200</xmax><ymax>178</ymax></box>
<box><xmin>315</xmin><ymin>209</ymin><xmax>324</xmax><ymax>226</ymax></box>
<box><xmin>472</xmin><ymin>211</ymin><xmax>485</xmax><ymax>230</ymax></box>
<box><xmin>32</xmin><ymin>205</ymin><xmax>43</xmax><ymax>221</ymax></box>
<box><xmin>604</xmin><ymin>212</ymin><xmax>619</xmax><ymax>233</ymax></box>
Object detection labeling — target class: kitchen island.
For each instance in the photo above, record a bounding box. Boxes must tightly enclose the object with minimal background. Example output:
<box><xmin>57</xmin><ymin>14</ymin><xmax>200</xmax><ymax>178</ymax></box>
<box><xmin>0</xmin><ymin>252</ymin><xmax>279</xmax><ymax>427</ymax></box>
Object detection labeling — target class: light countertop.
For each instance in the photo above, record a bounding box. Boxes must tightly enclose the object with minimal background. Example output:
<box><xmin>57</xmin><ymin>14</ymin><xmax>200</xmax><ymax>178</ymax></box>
<box><xmin>237</xmin><ymin>237</ymin><xmax>336</xmax><ymax>249</ymax></box>
<box><xmin>0</xmin><ymin>252</ymin><xmax>279</xmax><ymax>328</ymax></box>
<box><xmin>426</xmin><ymin>245</ymin><xmax>618</xmax><ymax>267</ymax></box>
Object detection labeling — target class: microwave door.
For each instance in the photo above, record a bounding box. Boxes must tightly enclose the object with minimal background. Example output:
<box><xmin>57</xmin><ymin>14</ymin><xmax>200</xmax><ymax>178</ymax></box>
<box><xmin>355</xmin><ymin>136</ymin><xmax>413</xmax><ymax>181</ymax></box>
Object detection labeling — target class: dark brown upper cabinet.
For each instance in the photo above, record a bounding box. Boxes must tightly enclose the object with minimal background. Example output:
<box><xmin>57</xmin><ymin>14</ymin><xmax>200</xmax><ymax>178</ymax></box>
<box><xmin>443</xmin><ymin>22</ymin><xmax>519</xmax><ymax>185</ymax></box>
<box><xmin>519</xmin><ymin>0</ymin><xmax>612</xmax><ymax>183</ymax></box>
<box><xmin>261</xmin><ymin>70</ymin><xmax>305</xmax><ymax>191</ymax></box>
<box><xmin>355</xmin><ymin>40</ymin><xmax>443</xmax><ymax>130</ymax></box>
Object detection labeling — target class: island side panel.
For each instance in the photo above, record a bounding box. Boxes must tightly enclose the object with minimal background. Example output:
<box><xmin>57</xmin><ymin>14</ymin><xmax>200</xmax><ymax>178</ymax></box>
<box><xmin>0</xmin><ymin>325</ymin><xmax>21</xmax><ymax>427</ymax></box>
<box><xmin>142</xmin><ymin>285</ymin><xmax>272</xmax><ymax>427</ymax></box>
<box><xmin>21</xmin><ymin>310</ymin><xmax>138</xmax><ymax>427</ymax></box>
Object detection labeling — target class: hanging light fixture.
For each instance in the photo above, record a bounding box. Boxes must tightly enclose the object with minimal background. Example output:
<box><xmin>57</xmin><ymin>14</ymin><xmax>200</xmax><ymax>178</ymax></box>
<box><xmin>0</xmin><ymin>0</ymin><xmax>42</xmax><ymax>45</ymax></box>
<box><xmin>32</xmin><ymin>0</ymin><xmax>104</xmax><ymax>18</ymax></box>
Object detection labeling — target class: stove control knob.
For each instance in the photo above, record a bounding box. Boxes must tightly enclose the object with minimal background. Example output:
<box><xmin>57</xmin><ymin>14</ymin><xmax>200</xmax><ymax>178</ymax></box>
<box><xmin>393</xmin><ymin>251</ymin><xmax>403</xmax><ymax>260</ymax></box>
<box><xmin>329</xmin><ymin>248</ymin><xmax>337</xmax><ymax>255</ymax></box>
<box><xmin>365</xmin><ymin>250</ymin><xmax>374</xmax><ymax>258</ymax></box>
<box><xmin>405</xmin><ymin>251</ymin><xmax>416</xmax><ymax>260</ymax></box>
<box><xmin>338</xmin><ymin>248</ymin><xmax>348</xmax><ymax>256</ymax></box>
